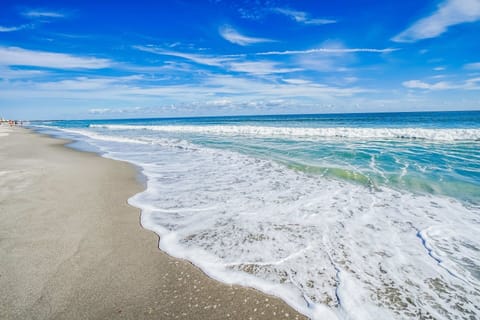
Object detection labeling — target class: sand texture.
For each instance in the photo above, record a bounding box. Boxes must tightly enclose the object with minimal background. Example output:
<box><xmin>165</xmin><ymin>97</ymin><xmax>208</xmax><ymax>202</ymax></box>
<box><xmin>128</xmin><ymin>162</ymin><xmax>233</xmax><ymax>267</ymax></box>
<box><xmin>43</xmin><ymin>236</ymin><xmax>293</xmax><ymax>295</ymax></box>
<box><xmin>0</xmin><ymin>127</ymin><xmax>306</xmax><ymax>319</ymax></box>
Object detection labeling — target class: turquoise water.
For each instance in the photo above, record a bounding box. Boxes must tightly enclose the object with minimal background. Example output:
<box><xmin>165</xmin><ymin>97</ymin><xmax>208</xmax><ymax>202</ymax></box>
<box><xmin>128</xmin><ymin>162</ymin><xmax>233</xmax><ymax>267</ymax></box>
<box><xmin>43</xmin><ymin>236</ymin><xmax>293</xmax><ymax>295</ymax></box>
<box><xmin>39</xmin><ymin>111</ymin><xmax>480</xmax><ymax>203</ymax></box>
<box><xmin>33</xmin><ymin>111</ymin><xmax>480</xmax><ymax>319</ymax></box>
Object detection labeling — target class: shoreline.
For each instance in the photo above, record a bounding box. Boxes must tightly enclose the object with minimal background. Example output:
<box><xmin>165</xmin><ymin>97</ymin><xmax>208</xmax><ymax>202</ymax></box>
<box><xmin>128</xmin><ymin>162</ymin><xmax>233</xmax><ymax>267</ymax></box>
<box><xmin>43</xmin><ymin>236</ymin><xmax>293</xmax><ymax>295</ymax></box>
<box><xmin>0</xmin><ymin>126</ymin><xmax>305</xmax><ymax>319</ymax></box>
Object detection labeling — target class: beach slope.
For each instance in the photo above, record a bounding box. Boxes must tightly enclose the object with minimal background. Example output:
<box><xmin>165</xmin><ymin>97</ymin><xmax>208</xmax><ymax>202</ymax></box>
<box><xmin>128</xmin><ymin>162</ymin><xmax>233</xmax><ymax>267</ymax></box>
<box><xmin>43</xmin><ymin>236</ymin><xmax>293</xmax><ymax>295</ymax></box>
<box><xmin>0</xmin><ymin>127</ymin><xmax>304</xmax><ymax>319</ymax></box>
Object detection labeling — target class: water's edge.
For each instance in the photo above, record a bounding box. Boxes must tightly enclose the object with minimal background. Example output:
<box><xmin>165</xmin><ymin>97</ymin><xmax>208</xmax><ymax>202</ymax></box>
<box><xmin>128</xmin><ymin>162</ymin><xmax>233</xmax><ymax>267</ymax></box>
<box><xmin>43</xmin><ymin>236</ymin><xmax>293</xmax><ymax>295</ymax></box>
<box><xmin>27</xmin><ymin>125</ymin><xmax>314</xmax><ymax>318</ymax></box>
<box><xmin>28</xmin><ymin>119</ymin><xmax>480</xmax><ymax>319</ymax></box>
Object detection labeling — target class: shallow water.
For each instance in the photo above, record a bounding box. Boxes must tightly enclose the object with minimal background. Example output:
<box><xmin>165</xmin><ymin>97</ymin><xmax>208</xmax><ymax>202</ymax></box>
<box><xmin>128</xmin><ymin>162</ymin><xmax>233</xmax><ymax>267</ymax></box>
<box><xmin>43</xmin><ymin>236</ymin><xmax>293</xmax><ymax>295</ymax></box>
<box><xmin>33</xmin><ymin>111</ymin><xmax>480</xmax><ymax>319</ymax></box>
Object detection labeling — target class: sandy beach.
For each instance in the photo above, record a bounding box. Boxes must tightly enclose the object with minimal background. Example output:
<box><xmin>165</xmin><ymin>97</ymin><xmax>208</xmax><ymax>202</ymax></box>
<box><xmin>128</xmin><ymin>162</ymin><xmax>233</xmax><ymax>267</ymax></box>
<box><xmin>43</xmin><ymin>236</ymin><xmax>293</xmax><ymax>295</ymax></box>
<box><xmin>0</xmin><ymin>126</ymin><xmax>305</xmax><ymax>320</ymax></box>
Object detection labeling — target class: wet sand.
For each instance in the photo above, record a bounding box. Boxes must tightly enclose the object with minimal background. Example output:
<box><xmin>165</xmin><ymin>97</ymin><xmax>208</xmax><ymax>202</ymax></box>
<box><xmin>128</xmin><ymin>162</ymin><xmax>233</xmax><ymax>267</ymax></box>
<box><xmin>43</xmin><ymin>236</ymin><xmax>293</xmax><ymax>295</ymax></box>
<box><xmin>0</xmin><ymin>126</ymin><xmax>306</xmax><ymax>319</ymax></box>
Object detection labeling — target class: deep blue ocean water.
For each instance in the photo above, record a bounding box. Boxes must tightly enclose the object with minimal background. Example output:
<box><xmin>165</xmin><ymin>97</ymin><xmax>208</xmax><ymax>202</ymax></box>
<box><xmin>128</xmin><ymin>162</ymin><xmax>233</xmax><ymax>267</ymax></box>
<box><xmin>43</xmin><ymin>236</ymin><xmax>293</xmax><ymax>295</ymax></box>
<box><xmin>32</xmin><ymin>111</ymin><xmax>480</xmax><ymax>319</ymax></box>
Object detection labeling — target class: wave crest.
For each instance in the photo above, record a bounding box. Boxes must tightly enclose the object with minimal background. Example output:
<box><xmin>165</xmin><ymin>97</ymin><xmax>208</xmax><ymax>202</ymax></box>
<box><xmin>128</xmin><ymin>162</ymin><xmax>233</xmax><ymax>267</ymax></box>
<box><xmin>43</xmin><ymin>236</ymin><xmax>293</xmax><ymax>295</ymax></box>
<box><xmin>89</xmin><ymin>124</ymin><xmax>480</xmax><ymax>141</ymax></box>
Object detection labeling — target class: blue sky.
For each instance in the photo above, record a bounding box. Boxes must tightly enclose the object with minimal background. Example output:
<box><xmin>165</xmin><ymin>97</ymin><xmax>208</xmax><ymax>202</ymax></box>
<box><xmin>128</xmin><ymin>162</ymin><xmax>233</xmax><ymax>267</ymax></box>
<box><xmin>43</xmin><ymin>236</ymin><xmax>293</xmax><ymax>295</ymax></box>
<box><xmin>0</xmin><ymin>0</ymin><xmax>480</xmax><ymax>120</ymax></box>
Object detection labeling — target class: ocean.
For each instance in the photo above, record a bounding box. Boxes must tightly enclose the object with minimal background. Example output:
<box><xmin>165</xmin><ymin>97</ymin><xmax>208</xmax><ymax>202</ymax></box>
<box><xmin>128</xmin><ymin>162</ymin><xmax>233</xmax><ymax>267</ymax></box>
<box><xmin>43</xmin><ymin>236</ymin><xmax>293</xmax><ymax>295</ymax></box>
<box><xmin>32</xmin><ymin>111</ymin><xmax>480</xmax><ymax>319</ymax></box>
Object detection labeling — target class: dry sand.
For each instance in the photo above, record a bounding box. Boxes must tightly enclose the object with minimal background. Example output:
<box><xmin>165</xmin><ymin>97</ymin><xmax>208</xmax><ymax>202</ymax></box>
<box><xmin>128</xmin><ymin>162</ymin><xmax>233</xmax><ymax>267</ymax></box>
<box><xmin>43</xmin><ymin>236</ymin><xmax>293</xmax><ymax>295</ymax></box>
<box><xmin>0</xmin><ymin>126</ymin><xmax>306</xmax><ymax>320</ymax></box>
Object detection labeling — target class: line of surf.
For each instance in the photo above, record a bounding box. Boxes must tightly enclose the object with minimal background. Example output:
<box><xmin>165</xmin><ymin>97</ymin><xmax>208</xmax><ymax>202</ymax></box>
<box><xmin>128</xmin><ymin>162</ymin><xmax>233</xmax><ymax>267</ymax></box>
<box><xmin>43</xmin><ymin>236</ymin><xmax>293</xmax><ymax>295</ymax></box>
<box><xmin>89</xmin><ymin>124</ymin><xmax>480</xmax><ymax>141</ymax></box>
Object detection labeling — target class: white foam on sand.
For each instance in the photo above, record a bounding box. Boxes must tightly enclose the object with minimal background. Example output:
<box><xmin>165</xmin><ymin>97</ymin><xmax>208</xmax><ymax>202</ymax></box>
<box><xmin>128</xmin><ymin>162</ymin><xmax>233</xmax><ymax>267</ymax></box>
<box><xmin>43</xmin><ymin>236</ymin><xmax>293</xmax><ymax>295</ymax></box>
<box><xmin>48</xmin><ymin>127</ymin><xmax>480</xmax><ymax>319</ymax></box>
<box><xmin>53</xmin><ymin>128</ymin><xmax>150</xmax><ymax>145</ymax></box>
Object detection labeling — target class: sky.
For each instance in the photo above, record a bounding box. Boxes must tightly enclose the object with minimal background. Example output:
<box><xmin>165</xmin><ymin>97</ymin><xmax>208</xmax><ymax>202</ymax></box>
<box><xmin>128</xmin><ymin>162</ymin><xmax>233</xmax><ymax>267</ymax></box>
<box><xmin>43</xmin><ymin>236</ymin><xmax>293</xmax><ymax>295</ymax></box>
<box><xmin>0</xmin><ymin>0</ymin><xmax>480</xmax><ymax>120</ymax></box>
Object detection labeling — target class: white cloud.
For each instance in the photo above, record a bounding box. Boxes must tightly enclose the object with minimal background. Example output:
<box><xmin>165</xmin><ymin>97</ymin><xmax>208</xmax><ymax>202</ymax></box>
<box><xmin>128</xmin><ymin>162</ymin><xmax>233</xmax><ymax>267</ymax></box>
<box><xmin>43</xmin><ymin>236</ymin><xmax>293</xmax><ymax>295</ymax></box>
<box><xmin>1</xmin><ymin>71</ymin><xmax>369</xmax><ymax>107</ymax></box>
<box><xmin>201</xmin><ymin>75</ymin><xmax>368</xmax><ymax>98</ymax></box>
<box><xmin>392</xmin><ymin>0</ymin><xmax>480</xmax><ymax>42</ymax></box>
<box><xmin>134</xmin><ymin>46</ymin><xmax>302</xmax><ymax>75</ymax></box>
<box><xmin>0</xmin><ymin>25</ymin><xmax>29</xmax><ymax>32</ymax></box>
<box><xmin>465</xmin><ymin>77</ymin><xmax>480</xmax><ymax>89</ymax></box>
<box><xmin>344</xmin><ymin>77</ymin><xmax>359</xmax><ymax>84</ymax></box>
<box><xmin>403</xmin><ymin>79</ymin><xmax>454</xmax><ymax>90</ymax></box>
<box><xmin>134</xmin><ymin>45</ymin><xmax>230</xmax><ymax>66</ymax></box>
<box><xmin>0</xmin><ymin>46</ymin><xmax>111</xmax><ymax>69</ymax></box>
<box><xmin>36</xmin><ymin>77</ymin><xmax>117</xmax><ymax>90</ymax></box>
<box><xmin>295</xmin><ymin>55</ymin><xmax>340</xmax><ymax>72</ymax></box>
<box><xmin>134</xmin><ymin>44</ymin><xmax>396</xmax><ymax>76</ymax></box>
<box><xmin>219</xmin><ymin>25</ymin><xmax>274</xmax><ymax>46</ymax></box>
<box><xmin>282</xmin><ymin>79</ymin><xmax>311</xmax><ymax>85</ymax></box>
<box><xmin>22</xmin><ymin>9</ymin><xmax>65</xmax><ymax>18</ymax></box>
<box><xmin>273</xmin><ymin>8</ymin><xmax>336</xmax><ymax>25</ymax></box>
<box><xmin>464</xmin><ymin>62</ymin><xmax>480</xmax><ymax>69</ymax></box>
<box><xmin>433</xmin><ymin>66</ymin><xmax>446</xmax><ymax>71</ymax></box>
<box><xmin>35</xmin><ymin>75</ymin><xmax>143</xmax><ymax>91</ymax></box>
<box><xmin>88</xmin><ymin>108</ymin><xmax>111</xmax><ymax>114</ymax></box>
<box><xmin>402</xmin><ymin>78</ymin><xmax>480</xmax><ymax>90</ymax></box>
<box><xmin>205</xmin><ymin>99</ymin><xmax>233</xmax><ymax>106</ymax></box>
<box><xmin>0</xmin><ymin>66</ymin><xmax>47</xmax><ymax>79</ymax></box>
<box><xmin>88</xmin><ymin>107</ymin><xmax>144</xmax><ymax>115</ymax></box>
<box><xmin>256</xmin><ymin>47</ymin><xmax>399</xmax><ymax>55</ymax></box>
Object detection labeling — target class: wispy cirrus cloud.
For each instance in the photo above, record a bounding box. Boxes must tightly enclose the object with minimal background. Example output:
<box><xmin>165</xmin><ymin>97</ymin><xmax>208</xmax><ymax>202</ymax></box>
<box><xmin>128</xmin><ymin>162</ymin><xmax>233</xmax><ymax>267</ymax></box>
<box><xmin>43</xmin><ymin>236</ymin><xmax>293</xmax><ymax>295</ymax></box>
<box><xmin>202</xmin><ymin>74</ymin><xmax>368</xmax><ymax>97</ymax></box>
<box><xmin>22</xmin><ymin>9</ymin><xmax>66</xmax><ymax>18</ymax></box>
<box><xmin>134</xmin><ymin>45</ymin><xmax>300</xmax><ymax>75</ymax></box>
<box><xmin>273</xmin><ymin>8</ymin><xmax>336</xmax><ymax>25</ymax></box>
<box><xmin>88</xmin><ymin>107</ymin><xmax>144</xmax><ymax>115</ymax></box>
<box><xmin>0</xmin><ymin>24</ymin><xmax>30</xmax><ymax>32</ymax></box>
<box><xmin>133</xmin><ymin>45</ymin><xmax>232</xmax><ymax>66</ymax></box>
<box><xmin>1</xmin><ymin>8</ymin><xmax>66</xmax><ymax>33</ymax></box>
<box><xmin>403</xmin><ymin>78</ymin><xmax>480</xmax><ymax>90</ymax></box>
<box><xmin>403</xmin><ymin>79</ymin><xmax>454</xmax><ymax>90</ymax></box>
<box><xmin>0</xmin><ymin>46</ymin><xmax>111</xmax><ymax>69</ymax></box>
<box><xmin>392</xmin><ymin>0</ymin><xmax>480</xmax><ymax>42</ymax></box>
<box><xmin>465</xmin><ymin>77</ymin><xmax>480</xmax><ymax>88</ymax></box>
<box><xmin>464</xmin><ymin>62</ymin><xmax>480</xmax><ymax>69</ymax></box>
<box><xmin>282</xmin><ymin>78</ymin><xmax>311</xmax><ymax>85</ymax></box>
<box><xmin>0</xmin><ymin>66</ymin><xmax>47</xmax><ymax>79</ymax></box>
<box><xmin>0</xmin><ymin>73</ymin><xmax>368</xmax><ymax>110</ymax></box>
<box><xmin>88</xmin><ymin>108</ymin><xmax>112</xmax><ymax>114</ymax></box>
<box><xmin>36</xmin><ymin>77</ymin><xmax>119</xmax><ymax>90</ymax></box>
<box><xmin>134</xmin><ymin>43</ymin><xmax>396</xmax><ymax>77</ymax></box>
<box><xmin>219</xmin><ymin>25</ymin><xmax>274</xmax><ymax>46</ymax></box>
<box><xmin>255</xmin><ymin>47</ymin><xmax>399</xmax><ymax>55</ymax></box>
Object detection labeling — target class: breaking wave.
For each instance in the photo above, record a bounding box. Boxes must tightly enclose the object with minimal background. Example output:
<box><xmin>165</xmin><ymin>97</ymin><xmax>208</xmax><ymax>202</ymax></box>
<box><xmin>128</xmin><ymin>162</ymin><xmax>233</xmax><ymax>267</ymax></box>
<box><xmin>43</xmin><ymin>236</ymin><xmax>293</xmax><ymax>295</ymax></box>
<box><xmin>89</xmin><ymin>124</ymin><xmax>480</xmax><ymax>141</ymax></box>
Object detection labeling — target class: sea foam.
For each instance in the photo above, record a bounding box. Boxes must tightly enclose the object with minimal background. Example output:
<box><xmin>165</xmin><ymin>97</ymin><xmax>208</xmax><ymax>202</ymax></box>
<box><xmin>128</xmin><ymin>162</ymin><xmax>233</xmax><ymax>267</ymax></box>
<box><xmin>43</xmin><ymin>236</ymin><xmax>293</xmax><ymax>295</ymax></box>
<box><xmin>129</xmin><ymin>145</ymin><xmax>480</xmax><ymax>319</ymax></box>
<box><xmin>46</xmin><ymin>125</ymin><xmax>480</xmax><ymax>319</ymax></box>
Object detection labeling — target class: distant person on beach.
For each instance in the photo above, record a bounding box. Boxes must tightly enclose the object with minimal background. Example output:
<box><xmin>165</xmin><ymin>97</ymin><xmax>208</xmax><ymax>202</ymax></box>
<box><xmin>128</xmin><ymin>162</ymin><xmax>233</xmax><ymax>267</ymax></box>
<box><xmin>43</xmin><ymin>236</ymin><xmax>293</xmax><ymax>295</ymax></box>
<box><xmin>7</xmin><ymin>120</ymin><xmax>19</xmax><ymax>127</ymax></box>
